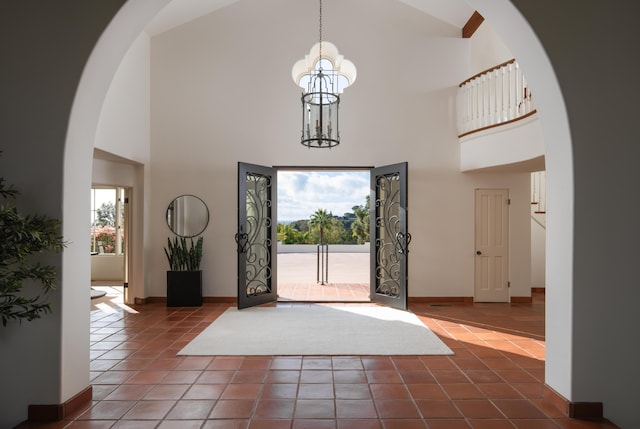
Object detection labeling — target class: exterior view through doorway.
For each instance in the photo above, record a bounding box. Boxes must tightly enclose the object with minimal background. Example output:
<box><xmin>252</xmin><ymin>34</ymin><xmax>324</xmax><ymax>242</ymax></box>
<box><xmin>277</xmin><ymin>168</ymin><xmax>371</xmax><ymax>302</ymax></box>
<box><xmin>237</xmin><ymin>162</ymin><xmax>409</xmax><ymax>310</ymax></box>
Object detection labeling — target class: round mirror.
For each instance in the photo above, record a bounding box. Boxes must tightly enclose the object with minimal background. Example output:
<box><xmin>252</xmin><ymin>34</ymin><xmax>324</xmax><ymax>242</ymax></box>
<box><xmin>166</xmin><ymin>195</ymin><xmax>209</xmax><ymax>237</ymax></box>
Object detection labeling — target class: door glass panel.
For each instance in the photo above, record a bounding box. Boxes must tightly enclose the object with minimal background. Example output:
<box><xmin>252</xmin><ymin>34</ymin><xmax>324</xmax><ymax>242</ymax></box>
<box><xmin>244</xmin><ymin>172</ymin><xmax>273</xmax><ymax>297</ymax></box>
<box><xmin>375</xmin><ymin>173</ymin><xmax>401</xmax><ymax>298</ymax></box>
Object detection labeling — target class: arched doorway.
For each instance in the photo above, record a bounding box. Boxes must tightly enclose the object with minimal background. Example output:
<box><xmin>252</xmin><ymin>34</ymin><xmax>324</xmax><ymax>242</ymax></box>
<box><xmin>62</xmin><ymin>0</ymin><xmax>573</xmax><ymax>414</ymax></box>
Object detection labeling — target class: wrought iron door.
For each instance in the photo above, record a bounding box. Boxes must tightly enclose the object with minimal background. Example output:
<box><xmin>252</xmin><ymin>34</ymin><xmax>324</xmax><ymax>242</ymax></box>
<box><xmin>237</xmin><ymin>162</ymin><xmax>277</xmax><ymax>309</ymax></box>
<box><xmin>370</xmin><ymin>162</ymin><xmax>410</xmax><ymax>310</ymax></box>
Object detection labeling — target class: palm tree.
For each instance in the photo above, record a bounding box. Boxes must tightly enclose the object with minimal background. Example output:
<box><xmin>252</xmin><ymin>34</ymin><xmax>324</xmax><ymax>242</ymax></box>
<box><xmin>309</xmin><ymin>208</ymin><xmax>333</xmax><ymax>245</ymax></box>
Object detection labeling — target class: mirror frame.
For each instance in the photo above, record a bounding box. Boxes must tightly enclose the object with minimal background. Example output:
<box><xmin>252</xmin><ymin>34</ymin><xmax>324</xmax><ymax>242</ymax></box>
<box><xmin>166</xmin><ymin>194</ymin><xmax>209</xmax><ymax>237</ymax></box>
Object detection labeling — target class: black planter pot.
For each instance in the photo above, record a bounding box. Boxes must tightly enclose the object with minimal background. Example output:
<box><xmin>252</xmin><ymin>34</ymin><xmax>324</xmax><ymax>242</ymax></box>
<box><xmin>167</xmin><ymin>270</ymin><xmax>202</xmax><ymax>307</ymax></box>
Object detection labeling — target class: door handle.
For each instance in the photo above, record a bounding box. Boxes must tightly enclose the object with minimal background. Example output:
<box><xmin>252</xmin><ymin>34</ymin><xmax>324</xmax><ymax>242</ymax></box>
<box><xmin>476</xmin><ymin>250</ymin><xmax>482</xmax><ymax>255</ymax></box>
<box><xmin>395</xmin><ymin>232</ymin><xmax>411</xmax><ymax>254</ymax></box>
<box><xmin>235</xmin><ymin>232</ymin><xmax>249</xmax><ymax>254</ymax></box>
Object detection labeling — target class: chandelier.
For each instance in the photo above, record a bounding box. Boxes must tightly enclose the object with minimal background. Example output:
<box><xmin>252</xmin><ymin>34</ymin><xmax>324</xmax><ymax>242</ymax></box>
<box><xmin>296</xmin><ymin>0</ymin><xmax>344</xmax><ymax>148</ymax></box>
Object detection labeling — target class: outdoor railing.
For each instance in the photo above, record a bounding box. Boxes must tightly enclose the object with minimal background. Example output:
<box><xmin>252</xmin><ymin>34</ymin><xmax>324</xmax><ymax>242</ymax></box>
<box><xmin>457</xmin><ymin>59</ymin><xmax>536</xmax><ymax>137</ymax></box>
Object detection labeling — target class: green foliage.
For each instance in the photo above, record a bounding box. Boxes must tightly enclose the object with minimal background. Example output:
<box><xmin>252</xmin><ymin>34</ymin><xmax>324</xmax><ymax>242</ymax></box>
<box><xmin>277</xmin><ymin>196</ymin><xmax>369</xmax><ymax>245</ymax></box>
<box><xmin>0</xmin><ymin>154</ymin><xmax>65</xmax><ymax>327</ymax></box>
<box><xmin>94</xmin><ymin>201</ymin><xmax>116</xmax><ymax>227</ymax></box>
<box><xmin>164</xmin><ymin>236</ymin><xmax>203</xmax><ymax>271</ymax></box>
<box><xmin>351</xmin><ymin>195</ymin><xmax>370</xmax><ymax>244</ymax></box>
<box><xmin>277</xmin><ymin>223</ymin><xmax>308</xmax><ymax>244</ymax></box>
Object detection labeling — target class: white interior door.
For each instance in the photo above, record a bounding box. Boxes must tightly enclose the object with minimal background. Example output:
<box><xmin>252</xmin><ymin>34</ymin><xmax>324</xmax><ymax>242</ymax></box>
<box><xmin>474</xmin><ymin>188</ymin><xmax>509</xmax><ymax>302</ymax></box>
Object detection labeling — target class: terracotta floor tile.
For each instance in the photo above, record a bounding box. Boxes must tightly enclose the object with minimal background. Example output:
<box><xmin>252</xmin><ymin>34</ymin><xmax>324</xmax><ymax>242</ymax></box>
<box><xmin>291</xmin><ymin>419</ymin><xmax>336</xmax><ymax>429</ymax></box>
<box><xmin>366</xmin><ymin>370</ymin><xmax>403</xmax><ymax>384</ymax></box>
<box><xmin>415</xmin><ymin>399</ymin><xmax>462</xmax><ymax>418</ymax></box>
<box><xmin>78</xmin><ymin>401</ymin><xmax>136</xmax><ymax>420</ymax></box>
<box><xmin>468</xmin><ymin>419</ymin><xmax>516</xmax><ymax>429</ymax></box>
<box><xmin>175</xmin><ymin>356</ymin><xmax>213</xmax><ymax>370</ymax></box>
<box><xmin>441</xmin><ymin>383</ymin><xmax>485</xmax><ymax>399</ymax></box>
<box><xmin>157</xmin><ymin>420</ymin><xmax>204</xmax><ymax>429</ymax></box>
<box><xmin>165</xmin><ymin>400</ymin><xmax>215</xmax><ymax>419</ymax></box>
<box><xmin>183</xmin><ymin>383</ymin><xmax>226</xmax><ymax>400</ymax></box>
<box><xmin>103</xmin><ymin>384</ymin><xmax>152</xmax><ymax>401</ymax></box>
<box><xmin>201</xmin><ymin>418</ymin><xmax>249</xmax><ymax>428</ymax></box>
<box><xmin>247</xmin><ymin>419</ymin><xmax>292</xmax><ymax>429</ymax></box>
<box><xmin>431</xmin><ymin>369</ymin><xmax>470</xmax><ymax>384</ymax></box>
<box><xmin>425</xmin><ymin>419</ymin><xmax>472</xmax><ymax>429</ymax></box>
<box><xmin>298</xmin><ymin>383</ymin><xmax>334</xmax><ymax>399</ymax></box>
<box><xmin>111</xmin><ymin>421</ymin><xmax>160</xmax><ymax>429</ymax></box>
<box><xmin>370</xmin><ymin>383</ymin><xmax>410</xmax><ymax>399</ymax></box>
<box><xmin>266</xmin><ymin>370</ymin><xmax>301</xmax><ymax>384</ymax></box>
<box><xmin>374</xmin><ymin>399</ymin><xmax>421</xmax><ymax>419</ymax></box>
<box><xmin>334</xmin><ymin>383</ymin><xmax>372</xmax><ymax>399</ymax></box>
<box><xmin>475</xmin><ymin>383</ymin><xmax>523</xmax><ymax>399</ymax></box>
<box><xmin>261</xmin><ymin>383</ymin><xmax>299</xmax><ymax>399</ymax></box>
<box><xmin>337</xmin><ymin>419</ymin><xmax>382</xmax><ymax>429</ymax></box>
<box><xmin>121</xmin><ymin>400</ymin><xmax>175</xmax><ymax>420</ymax></box>
<box><xmin>513</xmin><ymin>419</ymin><xmax>562</xmax><ymax>429</ymax></box>
<box><xmin>399</xmin><ymin>370</ymin><xmax>437</xmax><ymax>383</ymax></box>
<box><xmin>241</xmin><ymin>357</ymin><xmax>273</xmax><ymax>370</ymax></box>
<box><xmin>332</xmin><ymin>357</ymin><xmax>364</xmax><ymax>370</ymax></box>
<box><xmin>221</xmin><ymin>383</ymin><xmax>263</xmax><ymax>399</ymax></box>
<box><xmin>207</xmin><ymin>357</ymin><xmax>244</xmax><ymax>370</ymax></box>
<box><xmin>294</xmin><ymin>399</ymin><xmax>336</xmax><ymax>419</ymax></box>
<box><xmin>492</xmin><ymin>399</ymin><xmax>547</xmax><ymax>419</ymax></box>
<box><xmin>124</xmin><ymin>370</ymin><xmax>169</xmax><ymax>385</ymax></box>
<box><xmin>21</xmin><ymin>292</ymin><xmax>622</xmax><ymax>429</ymax></box>
<box><xmin>253</xmin><ymin>399</ymin><xmax>296</xmax><ymax>419</ymax></box>
<box><xmin>232</xmin><ymin>370</ymin><xmax>268</xmax><ymax>384</ymax></box>
<box><xmin>209</xmin><ymin>399</ymin><xmax>256</xmax><ymax>419</ymax></box>
<box><xmin>196</xmin><ymin>370</ymin><xmax>235</xmax><ymax>384</ymax></box>
<box><xmin>406</xmin><ymin>383</ymin><xmax>448</xmax><ymax>400</ymax></box>
<box><xmin>453</xmin><ymin>399</ymin><xmax>504</xmax><ymax>418</ymax></box>
<box><xmin>300</xmin><ymin>370</ymin><xmax>334</xmax><ymax>383</ymax></box>
<box><xmin>379</xmin><ymin>419</ymin><xmax>428</xmax><ymax>429</ymax></box>
<box><xmin>333</xmin><ymin>370</ymin><xmax>368</xmax><ymax>383</ymax></box>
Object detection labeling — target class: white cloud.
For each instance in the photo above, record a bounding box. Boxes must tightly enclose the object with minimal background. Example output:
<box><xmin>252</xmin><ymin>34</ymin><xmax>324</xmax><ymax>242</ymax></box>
<box><xmin>277</xmin><ymin>171</ymin><xmax>370</xmax><ymax>221</ymax></box>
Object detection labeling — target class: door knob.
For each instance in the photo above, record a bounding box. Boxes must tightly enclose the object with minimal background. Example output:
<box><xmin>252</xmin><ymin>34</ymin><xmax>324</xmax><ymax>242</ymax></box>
<box><xmin>476</xmin><ymin>250</ymin><xmax>482</xmax><ymax>255</ymax></box>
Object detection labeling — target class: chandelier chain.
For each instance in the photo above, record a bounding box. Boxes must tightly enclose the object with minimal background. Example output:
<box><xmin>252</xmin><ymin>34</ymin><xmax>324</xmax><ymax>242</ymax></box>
<box><xmin>319</xmin><ymin>0</ymin><xmax>322</xmax><ymax>63</ymax></box>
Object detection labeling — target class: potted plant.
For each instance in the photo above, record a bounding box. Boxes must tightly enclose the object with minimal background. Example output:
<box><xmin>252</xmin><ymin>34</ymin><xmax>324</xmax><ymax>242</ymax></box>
<box><xmin>164</xmin><ymin>236</ymin><xmax>203</xmax><ymax>306</ymax></box>
<box><xmin>0</xmin><ymin>152</ymin><xmax>66</xmax><ymax>326</ymax></box>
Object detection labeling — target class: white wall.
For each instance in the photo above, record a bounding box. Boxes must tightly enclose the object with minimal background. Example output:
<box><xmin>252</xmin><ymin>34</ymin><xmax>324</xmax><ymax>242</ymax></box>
<box><xmin>148</xmin><ymin>0</ymin><xmax>531</xmax><ymax>301</ymax></box>
<box><xmin>531</xmin><ymin>216</ymin><xmax>545</xmax><ymax>288</ymax></box>
<box><xmin>93</xmin><ymin>31</ymin><xmax>152</xmax><ymax>302</ymax></box>
<box><xmin>95</xmin><ymin>33</ymin><xmax>151</xmax><ymax>164</ymax></box>
<box><xmin>91</xmin><ymin>255</ymin><xmax>125</xmax><ymax>281</ymax></box>
<box><xmin>469</xmin><ymin>20</ymin><xmax>514</xmax><ymax>72</ymax></box>
<box><xmin>460</xmin><ymin>114</ymin><xmax>545</xmax><ymax>171</ymax></box>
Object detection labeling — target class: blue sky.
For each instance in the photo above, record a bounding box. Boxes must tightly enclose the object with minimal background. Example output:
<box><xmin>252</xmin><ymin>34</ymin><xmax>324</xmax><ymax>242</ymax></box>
<box><xmin>277</xmin><ymin>171</ymin><xmax>370</xmax><ymax>222</ymax></box>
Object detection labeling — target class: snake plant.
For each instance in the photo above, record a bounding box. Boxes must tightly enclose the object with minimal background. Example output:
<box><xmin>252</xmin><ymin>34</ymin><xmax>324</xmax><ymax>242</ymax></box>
<box><xmin>164</xmin><ymin>236</ymin><xmax>203</xmax><ymax>271</ymax></box>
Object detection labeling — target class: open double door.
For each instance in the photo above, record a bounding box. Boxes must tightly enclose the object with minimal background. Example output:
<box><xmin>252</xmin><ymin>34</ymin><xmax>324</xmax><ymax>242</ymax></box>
<box><xmin>236</xmin><ymin>162</ymin><xmax>410</xmax><ymax>311</ymax></box>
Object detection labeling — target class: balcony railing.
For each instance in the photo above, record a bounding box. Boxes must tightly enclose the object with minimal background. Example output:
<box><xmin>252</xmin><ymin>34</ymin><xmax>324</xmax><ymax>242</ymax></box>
<box><xmin>457</xmin><ymin>59</ymin><xmax>536</xmax><ymax>137</ymax></box>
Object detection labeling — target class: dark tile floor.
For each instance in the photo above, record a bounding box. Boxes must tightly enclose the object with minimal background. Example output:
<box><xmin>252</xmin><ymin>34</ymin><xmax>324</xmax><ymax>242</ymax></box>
<box><xmin>16</xmin><ymin>290</ymin><xmax>619</xmax><ymax>428</ymax></box>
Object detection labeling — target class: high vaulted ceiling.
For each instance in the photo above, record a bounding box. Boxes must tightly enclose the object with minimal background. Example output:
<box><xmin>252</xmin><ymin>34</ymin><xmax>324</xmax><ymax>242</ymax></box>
<box><xmin>145</xmin><ymin>0</ymin><xmax>475</xmax><ymax>36</ymax></box>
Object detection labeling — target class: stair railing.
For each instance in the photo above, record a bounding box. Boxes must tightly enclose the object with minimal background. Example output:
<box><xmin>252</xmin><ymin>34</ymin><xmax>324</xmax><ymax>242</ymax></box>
<box><xmin>457</xmin><ymin>59</ymin><xmax>536</xmax><ymax>137</ymax></box>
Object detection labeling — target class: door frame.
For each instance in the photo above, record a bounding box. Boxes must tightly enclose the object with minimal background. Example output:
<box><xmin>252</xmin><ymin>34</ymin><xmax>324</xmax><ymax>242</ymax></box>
<box><xmin>238</xmin><ymin>164</ymin><xmax>409</xmax><ymax>309</ymax></box>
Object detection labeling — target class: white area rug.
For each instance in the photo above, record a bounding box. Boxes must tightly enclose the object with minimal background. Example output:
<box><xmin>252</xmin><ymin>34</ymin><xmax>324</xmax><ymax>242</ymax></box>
<box><xmin>178</xmin><ymin>305</ymin><xmax>453</xmax><ymax>356</ymax></box>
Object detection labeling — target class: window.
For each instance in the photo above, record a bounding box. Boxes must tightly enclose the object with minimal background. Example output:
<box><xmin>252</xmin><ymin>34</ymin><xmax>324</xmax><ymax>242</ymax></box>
<box><xmin>90</xmin><ymin>187</ymin><xmax>125</xmax><ymax>254</ymax></box>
